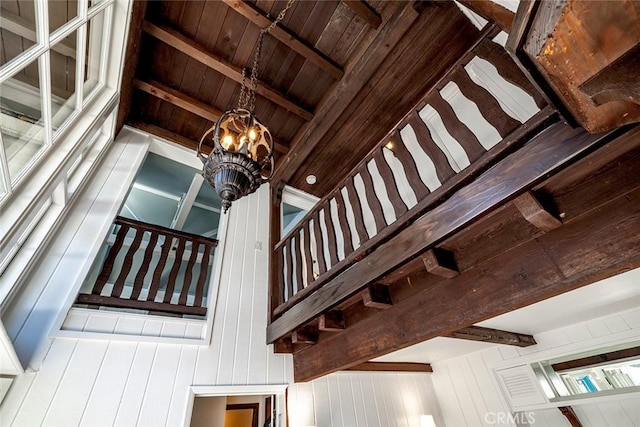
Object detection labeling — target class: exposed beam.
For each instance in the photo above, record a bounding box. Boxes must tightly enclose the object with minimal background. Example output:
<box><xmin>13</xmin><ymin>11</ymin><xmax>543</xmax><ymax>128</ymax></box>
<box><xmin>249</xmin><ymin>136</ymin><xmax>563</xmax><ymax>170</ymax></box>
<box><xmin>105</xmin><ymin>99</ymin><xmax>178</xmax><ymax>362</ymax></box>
<box><xmin>457</xmin><ymin>0</ymin><xmax>514</xmax><ymax>33</ymax></box>
<box><xmin>0</xmin><ymin>7</ymin><xmax>75</xmax><ymax>57</ymax></box>
<box><xmin>445</xmin><ymin>326</ymin><xmax>536</xmax><ymax>347</ymax></box>
<box><xmin>551</xmin><ymin>346</ymin><xmax>640</xmax><ymax>372</ymax></box>
<box><xmin>133</xmin><ymin>78</ymin><xmax>223</xmax><ymax>122</ymax></box>
<box><xmin>342</xmin><ymin>1</ymin><xmax>382</xmax><ymax>29</ymax></box>
<box><xmin>220</xmin><ymin>0</ymin><xmax>343</xmax><ymax>80</ymax></box>
<box><xmin>141</xmin><ymin>21</ymin><xmax>313</xmax><ymax>121</ymax></box>
<box><xmin>293</xmin><ymin>175</ymin><xmax>640</xmax><ymax>381</ymax></box>
<box><xmin>127</xmin><ymin>120</ymin><xmax>210</xmax><ymax>154</ymax></box>
<box><xmin>267</xmin><ymin>122</ymin><xmax>613</xmax><ymax>344</ymax></box>
<box><xmin>514</xmin><ymin>191</ymin><xmax>562</xmax><ymax>232</ymax></box>
<box><xmin>116</xmin><ymin>0</ymin><xmax>147</xmax><ymax>133</ymax></box>
<box><xmin>132</xmin><ymin>79</ymin><xmax>289</xmax><ymax>154</ymax></box>
<box><xmin>272</xmin><ymin>2</ymin><xmax>420</xmax><ymax>185</ymax></box>
<box><xmin>345</xmin><ymin>362</ymin><xmax>432</xmax><ymax>373</ymax></box>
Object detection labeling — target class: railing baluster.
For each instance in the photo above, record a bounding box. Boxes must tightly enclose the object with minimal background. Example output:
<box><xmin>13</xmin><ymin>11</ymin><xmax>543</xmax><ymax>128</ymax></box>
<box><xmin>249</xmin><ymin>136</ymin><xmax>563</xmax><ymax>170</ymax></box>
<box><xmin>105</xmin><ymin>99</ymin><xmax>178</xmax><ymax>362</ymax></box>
<box><xmin>409</xmin><ymin>113</ymin><xmax>456</xmax><ymax>183</ymax></box>
<box><xmin>112</xmin><ymin>225</ymin><xmax>144</xmax><ymax>298</ymax></box>
<box><xmin>194</xmin><ymin>243</ymin><xmax>212</xmax><ymax>307</ymax></box>
<box><xmin>358</xmin><ymin>163</ymin><xmax>387</xmax><ymax>232</ymax></box>
<box><xmin>80</xmin><ymin>216</ymin><xmax>217</xmax><ymax>316</ymax></box>
<box><xmin>452</xmin><ymin>68</ymin><xmax>521</xmax><ymax>141</ymax></box>
<box><xmin>345</xmin><ymin>176</ymin><xmax>369</xmax><ymax>246</ymax></box>
<box><xmin>131</xmin><ymin>231</ymin><xmax>158</xmax><ymax>300</ymax></box>
<box><xmin>302</xmin><ymin>221</ymin><xmax>315</xmax><ymax>285</ymax></box>
<box><xmin>334</xmin><ymin>189</ymin><xmax>354</xmax><ymax>257</ymax></box>
<box><xmin>285</xmin><ymin>240</ymin><xmax>294</xmax><ymax>300</ymax></box>
<box><xmin>294</xmin><ymin>231</ymin><xmax>304</xmax><ymax>292</ymax></box>
<box><xmin>428</xmin><ymin>88</ymin><xmax>488</xmax><ymax>162</ymax></box>
<box><xmin>373</xmin><ymin>148</ymin><xmax>408</xmax><ymax>219</ymax></box>
<box><xmin>390</xmin><ymin>130</ymin><xmax>430</xmax><ymax>201</ymax></box>
<box><xmin>164</xmin><ymin>237</ymin><xmax>186</xmax><ymax>303</ymax></box>
<box><xmin>474</xmin><ymin>39</ymin><xmax>546</xmax><ymax>109</ymax></box>
<box><xmin>93</xmin><ymin>223</ymin><xmax>130</xmax><ymax>295</ymax></box>
<box><xmin>312</xmin><ymin>210</ymin><xmax>328</xmax><ymax>275</ymax></box>
<box><xmin>148</xmin><ymin>234</ymin><xmax>172</xmax><ymax>302</ymax></box>
<box><xmin>321</xmin><ymin>201</ymin><xmax>340</xmax><ymax>267</ymax></box>
<box><xmin>179</xmin><ymin>242</ymin><xmax>200</xmax><ymax>305</ymax></box>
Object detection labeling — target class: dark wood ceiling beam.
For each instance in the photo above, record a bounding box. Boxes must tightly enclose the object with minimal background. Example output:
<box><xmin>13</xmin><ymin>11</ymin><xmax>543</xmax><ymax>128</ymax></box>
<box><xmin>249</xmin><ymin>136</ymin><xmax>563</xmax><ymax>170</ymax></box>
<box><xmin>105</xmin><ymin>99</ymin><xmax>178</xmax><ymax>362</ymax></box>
<box><xmin>220</xmin><ymin>0</ymin><xmax>344</xmax><ymax>80</ymax></box>
<box><xmin>292</xmin><ymin>174</ymin><xmax>640</xmax><ymax>381</ymax></box>
<box><xmin>132</xmin><ymin>79</ymin><xmax>289</xmax><ymax>154</ymax></box>
<box><xmin>342</xmin><ymin>1</ymin><xmax>382</xmax><ymax>29</ymax></box>
<box><xmin>116</xmin><ymin>0</ymin><xmax>147</xmax><ymax>133</ymax></box>
<box><xmin>267</xmin><ymin>122</ymin><xmax>611</xmax><ymax>344</ymax></box>
<box><xmin>457</xmin><ymin>0</ymin><xmax>514</xmax><ymax>33</ymax></box>
<box><xmin>272</xmin><ymin>2</ymin><xmax>420</xmax><ymax>185</ymax></box>
<box><xmin>345</xmin><ymin>362</ymin><xmax>433</xmax><ymax>373</ymax></box>
<box><xmin>141</xmin><ymin>22</ymin><xmax>313</xmax><ymax>121</ymax></box>
<box><xmin>445</xmin><ymin>326</ymin><xmax>536</xmax><ymax>347</ymax></box>
<box><xmin>127</xmin><ymin>120</ymin><xmax>208</xmax><ymax>154</ymax></box>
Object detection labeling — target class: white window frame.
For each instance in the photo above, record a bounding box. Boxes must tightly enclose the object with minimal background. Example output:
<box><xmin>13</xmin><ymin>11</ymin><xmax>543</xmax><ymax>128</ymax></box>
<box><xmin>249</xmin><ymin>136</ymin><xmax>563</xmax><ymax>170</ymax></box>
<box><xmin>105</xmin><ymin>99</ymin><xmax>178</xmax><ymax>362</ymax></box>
<box><xmin>0</xmin><ymin>0</ymin><xmax>113</xmax><ymax>202</ymax></box>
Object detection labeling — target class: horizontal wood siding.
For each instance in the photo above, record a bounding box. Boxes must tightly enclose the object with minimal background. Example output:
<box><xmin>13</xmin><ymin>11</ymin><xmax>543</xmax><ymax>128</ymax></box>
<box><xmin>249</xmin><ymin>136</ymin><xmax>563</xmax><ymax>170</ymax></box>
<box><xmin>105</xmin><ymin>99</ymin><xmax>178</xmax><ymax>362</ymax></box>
<box><xmin>287</xmin><ymin>371</ymin><xmax>444</xmax><ymax>427</ymax></box>
<box><xmin>432</xmin><ymin>305</ymin><xmax>640</xmax><ymax>427</ymax></box>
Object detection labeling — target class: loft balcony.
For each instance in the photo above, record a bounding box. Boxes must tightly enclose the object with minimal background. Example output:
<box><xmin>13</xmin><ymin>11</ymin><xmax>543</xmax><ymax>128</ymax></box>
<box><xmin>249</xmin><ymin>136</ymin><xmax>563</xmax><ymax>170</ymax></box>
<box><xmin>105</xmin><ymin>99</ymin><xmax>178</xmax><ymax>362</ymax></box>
<box><xmin>264</xmin><ymin>22</ymin><xmax>640</xmax><ymax>381</ymax></box>
<box><xmin>76</xmin><ymin>216</ymin><xmax>217</xmax><ymax>317</ymax></box>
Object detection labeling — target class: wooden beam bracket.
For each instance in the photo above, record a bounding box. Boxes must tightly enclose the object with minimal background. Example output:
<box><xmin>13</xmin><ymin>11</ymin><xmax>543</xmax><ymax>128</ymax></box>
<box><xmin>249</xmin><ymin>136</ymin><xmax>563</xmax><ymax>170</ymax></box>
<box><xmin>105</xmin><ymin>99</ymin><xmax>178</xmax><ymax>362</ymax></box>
<box><xmin>291</xmin><ymin>326</ymin><xmax>318</xmax><ymax>345</ymax></box>
<box><xmin>514</xmin><ymin>191</ymin><xmax>562</xmax><ymax>232</ymax></box>
<box><xmin>319</xmin><ymin>310</ymin><xmax>346</xmax><ymax>332</ymax></box>
<box><xmin>361</xmin><ymin>283</ymin><xmax>393</xmax><ymax>309</ymax></box>
<box><xmin>422</xmin><ymin>248</ymin><xmax>459</xmax><ymax>278</ymax></box>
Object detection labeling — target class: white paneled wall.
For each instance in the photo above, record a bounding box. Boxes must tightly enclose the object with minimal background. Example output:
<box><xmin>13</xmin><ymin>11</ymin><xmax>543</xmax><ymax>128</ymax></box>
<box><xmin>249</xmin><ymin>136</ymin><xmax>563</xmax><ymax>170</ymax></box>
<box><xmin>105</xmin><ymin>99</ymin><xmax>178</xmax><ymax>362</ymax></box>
<box><xmin>432</xmin><ymin>307</ymin><xmax>640</xmax><ymax>427</ymax></box>
<box><xmin>0</xmin><ymin>133</ymin><xmax>293</xmax><ymax>425</ymax></box>
<box><xmin>288</xmin><ymin>372</ymin><xmax>444</xmax><ymax>427</ymax></box>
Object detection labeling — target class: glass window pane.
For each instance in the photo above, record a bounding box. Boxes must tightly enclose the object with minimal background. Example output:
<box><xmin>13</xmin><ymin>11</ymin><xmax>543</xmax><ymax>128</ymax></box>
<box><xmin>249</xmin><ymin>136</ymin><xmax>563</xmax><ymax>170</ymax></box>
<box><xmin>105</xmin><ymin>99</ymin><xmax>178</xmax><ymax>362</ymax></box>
<box><xmin>83</xmin><ymin>10</ymin><xmax>105</xmax><ymax>99</ymax></box>
<box><xmin>49</xmin><ymin>0</ymin><xmax>78</xmax><ymax>34</ymax></box>
<box><xmin>183</xmin><ymin>207</ymin><xmax>220</xmax><ymax>238</ymax></box>
<box><xmin>50</xmin><ymin>29</ymin><xmax>77</xmax><ymax>135</ymax></box>
<box><xmin>0</xmin><ymin>58</ymin><xmax>46</xmax><ymax>183</ymax></box>
<box><xmin>0</xmin><ymin>0</ymin><xmax>38</xmax><ymax>67</ymax></box>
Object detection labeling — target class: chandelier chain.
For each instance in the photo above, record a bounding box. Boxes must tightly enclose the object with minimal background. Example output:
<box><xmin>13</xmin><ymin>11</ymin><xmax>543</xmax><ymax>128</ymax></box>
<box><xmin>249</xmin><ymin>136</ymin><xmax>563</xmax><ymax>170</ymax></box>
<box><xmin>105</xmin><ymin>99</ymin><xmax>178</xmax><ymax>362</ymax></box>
<box><xmin>239</xmin><ymin>0</ymin><xmax>296</xmax><ymax>112</ymax></box>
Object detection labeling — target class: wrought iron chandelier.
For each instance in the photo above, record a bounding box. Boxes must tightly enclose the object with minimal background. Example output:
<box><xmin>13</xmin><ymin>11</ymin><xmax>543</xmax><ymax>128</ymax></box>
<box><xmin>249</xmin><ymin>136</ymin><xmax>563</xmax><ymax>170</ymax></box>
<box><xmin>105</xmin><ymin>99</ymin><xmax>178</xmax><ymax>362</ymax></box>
<box><xmin>197</xmin><ymin>0</ymin><xmax>295</xmax><ymax>213</ymax></box>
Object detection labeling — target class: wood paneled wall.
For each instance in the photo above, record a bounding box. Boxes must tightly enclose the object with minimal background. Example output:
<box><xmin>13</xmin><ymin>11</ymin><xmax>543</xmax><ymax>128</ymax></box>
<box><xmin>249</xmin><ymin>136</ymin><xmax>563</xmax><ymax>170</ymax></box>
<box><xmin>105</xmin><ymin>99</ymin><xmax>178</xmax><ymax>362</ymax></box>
<box><xmin>287</xmin><ymin>371</ymin><xmax>444</xmax><ymax>427</ymax></box>
<box><xmin>0</xmin><ymin>133</ymin><xmax>293</xmax><ymax>426</ymax></box>
<box><xmin>431</xmin><ymin>306</ymin><xmax>640</xmax><ymax>427</ymax></box>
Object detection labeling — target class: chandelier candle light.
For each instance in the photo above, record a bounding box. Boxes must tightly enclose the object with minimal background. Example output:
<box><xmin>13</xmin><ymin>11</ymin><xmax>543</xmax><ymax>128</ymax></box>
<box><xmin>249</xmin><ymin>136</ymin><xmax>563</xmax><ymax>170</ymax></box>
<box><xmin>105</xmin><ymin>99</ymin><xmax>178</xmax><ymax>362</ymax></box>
<box><xmin>197</xmin><ymin>0</ymin><xmax>295</xmax><ymax>213</ymax></box>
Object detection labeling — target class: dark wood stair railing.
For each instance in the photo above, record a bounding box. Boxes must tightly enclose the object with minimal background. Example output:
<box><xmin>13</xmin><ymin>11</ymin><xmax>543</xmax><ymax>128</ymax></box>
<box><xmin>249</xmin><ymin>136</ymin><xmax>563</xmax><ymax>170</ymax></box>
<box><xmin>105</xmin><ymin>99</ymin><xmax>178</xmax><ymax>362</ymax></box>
<box><xmin>269</xmin><ymin>25</ymin><xmax>554</xmax><ymax>333</ymax></box>
<box><xmin>76</xmin><ymin>216</ymin><xmax>218</xmax><ymax>317</ymax></box>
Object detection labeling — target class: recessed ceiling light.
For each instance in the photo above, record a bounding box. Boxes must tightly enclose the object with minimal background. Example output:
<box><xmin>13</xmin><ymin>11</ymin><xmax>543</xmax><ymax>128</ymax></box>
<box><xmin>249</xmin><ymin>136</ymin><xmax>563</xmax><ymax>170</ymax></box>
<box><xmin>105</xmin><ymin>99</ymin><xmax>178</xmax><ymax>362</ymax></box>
<box><xmin>306</xmin><ymin>175</ymin><xmax>317</xmax><ymax>185</ymax></box>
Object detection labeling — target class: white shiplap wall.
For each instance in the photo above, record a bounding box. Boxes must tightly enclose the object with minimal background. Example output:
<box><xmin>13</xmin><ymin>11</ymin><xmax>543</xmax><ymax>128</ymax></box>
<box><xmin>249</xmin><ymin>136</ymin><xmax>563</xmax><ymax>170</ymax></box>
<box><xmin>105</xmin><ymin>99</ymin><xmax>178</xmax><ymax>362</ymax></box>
<box><xmin>0</xmin><ymin>132</ymin><xmax>293</xmax><ymax>425</ymax></box>
<box><xmin>432</xmin><ymin>307</ymin><xmax>640</xmax><ymax>427</ymax></box>
<box><xmin>288</xmin><ymin>371</ymin><xmax>444</xmax><ymax>427</ymax></box>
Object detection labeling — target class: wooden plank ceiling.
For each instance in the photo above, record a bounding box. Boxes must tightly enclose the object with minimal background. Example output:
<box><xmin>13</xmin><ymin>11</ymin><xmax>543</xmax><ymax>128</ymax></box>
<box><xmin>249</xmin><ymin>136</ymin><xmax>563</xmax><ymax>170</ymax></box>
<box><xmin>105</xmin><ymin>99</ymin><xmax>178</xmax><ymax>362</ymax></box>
<box><xmin>117</xmin><ymin>0</ymin><xmax>481</xmax><ymax>198</ymax></box>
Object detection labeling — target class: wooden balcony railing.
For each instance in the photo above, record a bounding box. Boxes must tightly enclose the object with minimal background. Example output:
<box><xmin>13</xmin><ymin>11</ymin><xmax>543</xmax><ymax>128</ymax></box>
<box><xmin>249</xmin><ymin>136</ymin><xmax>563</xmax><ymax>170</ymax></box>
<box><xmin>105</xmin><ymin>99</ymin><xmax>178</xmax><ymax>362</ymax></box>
<box><xmin>76</xmin><ymin>216</ymin><xmax>218</xmax><ymax>317</ymax></box>
<box><xmin>269</xmin><ymin>25</ymin><xmax>553</xmax><ymax>329</ymax></box>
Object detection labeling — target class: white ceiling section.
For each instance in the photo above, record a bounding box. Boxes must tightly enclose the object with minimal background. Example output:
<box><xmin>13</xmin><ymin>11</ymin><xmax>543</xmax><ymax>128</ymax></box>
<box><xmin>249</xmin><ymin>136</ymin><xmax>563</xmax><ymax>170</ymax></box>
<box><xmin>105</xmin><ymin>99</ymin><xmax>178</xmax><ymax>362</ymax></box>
<box><xmin>375</xmin><ymin>267</ymin><xmax>640</xmax><ymax>364</ymax></box>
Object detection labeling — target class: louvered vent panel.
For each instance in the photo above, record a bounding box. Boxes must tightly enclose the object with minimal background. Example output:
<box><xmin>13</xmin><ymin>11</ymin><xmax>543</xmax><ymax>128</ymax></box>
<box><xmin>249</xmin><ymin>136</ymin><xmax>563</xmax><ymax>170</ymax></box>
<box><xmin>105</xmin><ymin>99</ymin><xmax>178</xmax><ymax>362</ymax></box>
<box><xmin>495</xmin><ymin>365</ymin><xmax>548</xmax><ymax>410</ymax></box>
